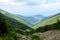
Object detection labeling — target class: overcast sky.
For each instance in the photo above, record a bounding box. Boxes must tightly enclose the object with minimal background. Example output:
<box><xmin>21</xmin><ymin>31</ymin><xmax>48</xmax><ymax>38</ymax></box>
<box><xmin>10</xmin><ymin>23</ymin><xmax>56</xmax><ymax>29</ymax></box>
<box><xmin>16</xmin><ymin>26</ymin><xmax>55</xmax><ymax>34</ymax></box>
<box><xmin>0</xmin><ymin>0</ymin><xmax>60</xmax><ymax>16</ymax></box>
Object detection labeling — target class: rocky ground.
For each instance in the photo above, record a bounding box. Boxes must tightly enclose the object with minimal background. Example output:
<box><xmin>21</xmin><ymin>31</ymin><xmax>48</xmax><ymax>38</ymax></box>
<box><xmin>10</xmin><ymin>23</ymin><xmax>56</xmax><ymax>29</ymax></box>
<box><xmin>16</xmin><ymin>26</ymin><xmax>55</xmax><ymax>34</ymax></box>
<box><xmin>35</xmin><ymin>30</ymin><xmax>60</xmax><ymax>40</ymax></box>
<box><xmin>19</xmin><ymin>30</ymin><xmax>60</xmax><ymax>40</ymax></box>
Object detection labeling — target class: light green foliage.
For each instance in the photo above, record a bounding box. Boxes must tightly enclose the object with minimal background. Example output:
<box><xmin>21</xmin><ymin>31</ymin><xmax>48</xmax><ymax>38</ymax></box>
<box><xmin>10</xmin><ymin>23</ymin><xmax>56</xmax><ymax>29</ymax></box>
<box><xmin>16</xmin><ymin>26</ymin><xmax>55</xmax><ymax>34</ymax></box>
<box><xmin>33</xmin><ymin>13</ymin><xmax>60</xmax><ymax>29</ymax></box>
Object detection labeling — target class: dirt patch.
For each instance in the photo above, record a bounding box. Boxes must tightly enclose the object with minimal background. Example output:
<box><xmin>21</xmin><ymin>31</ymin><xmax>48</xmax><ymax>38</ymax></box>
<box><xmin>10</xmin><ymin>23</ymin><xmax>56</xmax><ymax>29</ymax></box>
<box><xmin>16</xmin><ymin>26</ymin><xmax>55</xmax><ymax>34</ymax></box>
<box><xmin>35</xmin><ymin>30</ymin><xmax>60</xmax><ymax>40</ymax></box>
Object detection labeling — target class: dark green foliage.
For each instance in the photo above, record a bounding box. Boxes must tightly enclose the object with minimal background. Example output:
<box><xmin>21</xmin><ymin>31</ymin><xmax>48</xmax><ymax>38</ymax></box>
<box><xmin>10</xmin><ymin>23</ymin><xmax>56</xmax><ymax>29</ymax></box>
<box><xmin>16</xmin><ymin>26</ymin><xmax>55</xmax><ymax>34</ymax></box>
<box><xmin>0</xmin><ymin>15</ymin><xmax>9</xmax><ymax>35</ymax></box>
<box><xmin>30</xmin><ymin>34</ymin><xmax>43</xmax><ymax>40</ymax></box>
<box><xmin>36</xmin><ymin>19</ymin><xmax>60</xmax><ymax>33</ymax></box>
<box><xmin>0</xmin><ymin>13</ymin><xmax>19</xmax><ymax>40</ymax></box>
<box><xmin>9</xmin><ymin>32</ymin><xmax>19</xmax><ymax>40</ymax></box>
<box><xmin>0</xmin><ymin>35</ymin><xmax>14</xmax><ymax>40</ymax></box>
<box><xmin>17</xmin><ymin>29</ymin><xmax>25</xmax><ymax>35</ymax></box>
<box><xmin>0</xmin><ymin>11</ymin><xmax>33</xmax><ymax>40</ymax></box>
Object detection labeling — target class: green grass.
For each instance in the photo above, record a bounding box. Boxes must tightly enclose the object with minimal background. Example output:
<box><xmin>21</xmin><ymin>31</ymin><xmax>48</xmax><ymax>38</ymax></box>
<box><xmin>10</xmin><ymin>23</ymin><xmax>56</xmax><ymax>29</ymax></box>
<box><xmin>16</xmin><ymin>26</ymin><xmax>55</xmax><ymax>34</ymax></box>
<box><xmin>33</xmin><ymin>13</ymin><xmax>60</xmax><ymax>29</ymax></box>
<box><xmin>0</xmin><ymin>9</ymin><xmax>33</xmax><ymax>28</ymax></box>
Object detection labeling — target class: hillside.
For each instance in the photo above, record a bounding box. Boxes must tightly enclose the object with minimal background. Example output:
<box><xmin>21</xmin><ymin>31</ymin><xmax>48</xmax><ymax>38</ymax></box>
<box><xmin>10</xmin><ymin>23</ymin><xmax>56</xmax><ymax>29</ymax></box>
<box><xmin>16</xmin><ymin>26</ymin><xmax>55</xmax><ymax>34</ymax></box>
<box><xmin>0</xmin><ymin>12</ymin><xmax>19</xmax><ymax>40</ymax></box>
<box><xmin>33</xmin><ymin>13</ymin><xmax>60</xmax><ymax>29</ymax></box>
<box><xmin>0</xmin><ymin>9</ymin><xmax>34</xmax><ymax>40</ymax></box>
<box><xmin>29</xmin><ymin>16</ymin><xmax>60</xmax><ymax>40</ymax></box>
<box><xmin>0</xmin><ymin>9</ymin><xmax>34</xmax><ymax>30</ymax></box>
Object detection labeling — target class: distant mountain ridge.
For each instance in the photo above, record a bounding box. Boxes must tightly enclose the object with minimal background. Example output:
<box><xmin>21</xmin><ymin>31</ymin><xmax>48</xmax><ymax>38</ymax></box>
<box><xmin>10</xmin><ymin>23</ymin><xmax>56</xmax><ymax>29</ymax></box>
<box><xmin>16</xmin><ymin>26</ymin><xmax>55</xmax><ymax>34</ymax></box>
<box><xmin>15</xmin><ymin>14</ymin><xmax>45</xmax><ymax>26</ymax></box>
<box><xmin>0</xmin><ymin>9</ymin><xmax>60</xmax><ymax>30</ymax></box>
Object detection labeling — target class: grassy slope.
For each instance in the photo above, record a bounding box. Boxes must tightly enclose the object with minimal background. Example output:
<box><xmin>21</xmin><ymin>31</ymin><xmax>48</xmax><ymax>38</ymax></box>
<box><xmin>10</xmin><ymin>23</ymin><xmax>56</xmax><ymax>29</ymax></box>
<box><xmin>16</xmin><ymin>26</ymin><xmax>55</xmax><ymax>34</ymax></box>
<box><xmin>0</xmin><ymin>9</ymin><xmax>34</xmax><ymax>40</ymax></box>
<box><xmin>33</xmin><ymin>13</ymin><xmax>60</xmax><ymax>29</ymax></box>
<box><xmin>0</xmin><ymin>9</ymin><xmax>32</xmax><ymax>27</ymax></box>
<box><xmin>0</xmin><ymin>13</ymin><xmax>34</xmax><ymax>36</ymax></box>
<box><xmin>0</xmin><ymin>9</ymin><xmax>34</xmax><ymax>30</ymax></box>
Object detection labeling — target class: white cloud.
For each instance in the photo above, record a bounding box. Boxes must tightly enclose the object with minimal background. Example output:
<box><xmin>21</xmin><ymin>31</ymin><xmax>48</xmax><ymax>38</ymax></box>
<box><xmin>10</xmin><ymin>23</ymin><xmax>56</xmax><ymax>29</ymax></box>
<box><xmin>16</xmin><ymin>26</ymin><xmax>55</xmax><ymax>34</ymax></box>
<box><xmin>8</xmin><ymin>2</ymin><xmax>25</xmax><ymax>6</ymax></box>
<box><xmin>0</xmin><ymin>0</ymin><xmax>12</xmax><ymax>2</ymax></box>
<box><xmin>30</xmin><ymin>0</ymin><xmax>39</xmax><ymax>3</ymax></box>
<box><xmin>0</xmin><ymin>0</ymin><xmax>60</xmax><ymax>8</ymax></box>
<box><xmin>0</xmin><ymin>0</ymin><xmax>60</xmax><ymax>16</ymax></box>
<box><xmin>41</xmin><ymin>3</ymin><xmax>60</xmax><ymax>9</ymax></box>
<box><xmin>42</xmin><ymin>0</ymin><xmax>46</xmax><ymax>4</ymax></box>
<box><xmin>56</xmin><ymin>0</ymin><xmax>60</xmax><ymax>3</ymax></box>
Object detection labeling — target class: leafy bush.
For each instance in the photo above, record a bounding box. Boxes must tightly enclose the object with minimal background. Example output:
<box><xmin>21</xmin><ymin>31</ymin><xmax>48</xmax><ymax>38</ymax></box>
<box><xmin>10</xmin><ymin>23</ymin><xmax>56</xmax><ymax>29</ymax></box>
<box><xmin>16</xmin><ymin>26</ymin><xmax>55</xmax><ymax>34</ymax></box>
<box><xmin>30</xmin><ymin>34</ymin><xmax>43</xmax><ymax>40</ymax></box>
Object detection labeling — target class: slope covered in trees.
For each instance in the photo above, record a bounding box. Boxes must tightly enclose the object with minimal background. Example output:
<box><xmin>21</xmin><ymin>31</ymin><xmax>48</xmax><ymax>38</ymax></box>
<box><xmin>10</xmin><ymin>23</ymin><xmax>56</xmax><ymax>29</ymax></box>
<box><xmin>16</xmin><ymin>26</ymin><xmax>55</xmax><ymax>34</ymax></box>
<box><xmin>0</xmin><ymin>13</ymin><xmax>19</xmax><ymax>40</ymax></box>
<box><xmin>0</xmin><ymin>9</ymin><xmax>33</xmax><ymax>40</ymax></box>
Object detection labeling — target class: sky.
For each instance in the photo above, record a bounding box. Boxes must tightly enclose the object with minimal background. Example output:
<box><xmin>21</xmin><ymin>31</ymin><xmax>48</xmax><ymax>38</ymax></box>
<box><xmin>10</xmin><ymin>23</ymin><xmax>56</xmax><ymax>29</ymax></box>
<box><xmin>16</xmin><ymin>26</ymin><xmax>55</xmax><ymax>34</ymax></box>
<box><xmin>0</xmin><ymin>0</ymin><xmax>60</xmax><ymax>16</ymax></box>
